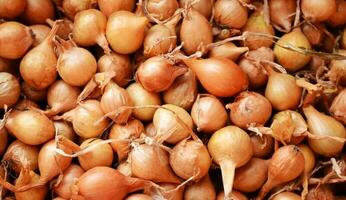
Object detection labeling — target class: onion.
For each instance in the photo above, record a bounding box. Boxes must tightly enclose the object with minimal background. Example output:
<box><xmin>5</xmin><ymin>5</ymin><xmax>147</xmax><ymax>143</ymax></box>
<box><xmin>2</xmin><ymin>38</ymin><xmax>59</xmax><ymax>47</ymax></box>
<box><xmin>62</xmin><ymin>0</ymin><xmax>97</xmax><ymax>20</ymax></box>
<box><xmin>228</xmin><ymin>91</ymin><xmax>272</xmax><ymax>129</ymax></box>
<box><xmin>191</xmin><ymin>95</ymin><xmax>227</xmax><ymax>133</ymax></box>
<box><xmin>98</xmin><ymin>52</ymin><xmax>132</xmax><ymax>87</ymax></box>
<box><xmin>5</xmin><ymin>109</ymin><xmax>55</xmax><ymax>145</ymax></box>
<box><xmin>47</xmin><ymin>18</ymin><xmax>74</xmax><ymax>40</ymax></box>
<box><xmin>216</xmin><ymin>191</ymin><xmax>248</xmax><ymax>200</ymax></box>
<box><xmin>21</xmin><ymin>82</ymin><xmax>46</xmax><ymax>103</ymax></box>
<box><xmin>53</xmin><ymin>164</ymin><xmax>84</xmax><ymax>199</ymax></box>
<box><xmin>14</xmin><ymin>99</ymin><xmax>39</xmax><ymax>110</ymax></box>
<box><xmin>15</xmin><ymin>169</ymin><xmax>47</xmax><ymax>200</ymax></box>
<box><xmin>56</xmin><ymin>39</ymin><xmax>97</xmax><ymax>87</ymax></box>
<box><xmin>0</xmin><ymin>57</ymin><xmax>17</xmax><ymax>74</ymax></box>
<box><xmin>272</xmin><ymin>192</ymin><xmax>301</xmax><ymax>200</ymax></box>
<box><xmin>54</xmin><ymin>121</ymin><xmax>75</xmax><ymax>141</ymax></box>
<box><xmin>327</xmin><ymin>0</ymin><xmax>346</xmax><ymax>27</ymax></box>
<box><xmin>238</xmin><ymin>47</ymin><xmax>273</xmax><ymax>88</ymax></box>
<box><xmin>72</xmin><ymin>167</ymin><xmax>150</xmax><ymax>200</ymax></box>
<box><xmin>78</xmin><ymin>138</ymin><xmax>114</xmax><ymax>170</ymax></box>
<box><xmin>302</xmin><ymin>22</ymin><xmax>325</xmax><ymax>46</ymax></box>
<box><xmin>127</xmin><ymin>83</ymin><xmax>161</xmax><ymax>121</ymax></box>
<box><xmin>29</xmin><ymin>25</ymin><xmax>51</xmax><ymax>47</ymax></box>
<box><xmin>328</xmin><ymin>50</ymin><xmax>346</xmax><ymax>86</ymax></box>
<box><xmin>45</xmin><ymin>80</ymin><xmax>80</xmax><ymax>115</ymax></box>
<box><xmin>269</xmin><ymin>0</ymin><xmax>296</xmax><ymax>32</ymax></box>
<box><xmin>184</xmin><ymin>57</ymin><xmax>248</xmax><ymax>97</ymax></box>
<box><xmin>125</xmin><ymin>194</ymin><xmax>152</xmax><ymax>200</ymax></box>
<box><xmin>3</xmin><ymin>140</ymin><xmax>39</xmax><ymax>174</ymax></box>
<box><xmin>234</xmin><ymin>158</ymin><xmax>268</xmax><ymax>193</ymax></box>
<box><xmin>179</xmin><ymin>0</ymin><xmax>214</xmax><ymax>19</ymax></box>
<box><xmin>301</xmin><ymin>0</ymin><xmax>336</xmax><ymax>22</ymax></box>
<box><xmin>265</xmin><ymin>70</ymin><xmax>302</xmax><ymax>110</ymax></box>
<box><xmin>180</xmin><ymin>8</ymin><xmax>213</xmax><ymax>55</ymax></box>
<box><xmin>0</xmin><ymin>128</ymin><xmax>8</xmax><ymax>156</ymax></box>
<box><xmin>61</xmin><ymin>100</ymin><xmax>109</xmax><ymax>139</ymax></box>
<box><xmin>136</xmin><ymin>56</ymin><xmax>187</xmax><ymax>92</ymax></box>
<box><xmin>274</xmin><ymin>28</ymin><xmax>312</xmax><ymax>72</ymax></box>
<box><xmin>257</xmin><ymin>145</ymin><xmax>305</xmax><ymax>200</ymax></box>
<box><xmin>153</xmin><ymin>104</ymin><xmax>193</xmax><ymax>144</ymax></box>
<box><xmin>209</xmin><ymin>43</ymin><xmax>249</xmax><ymax>62</ymax></box>
<box><xmin>145</xmin><ymin>0</ymin><xmax>179</xmax><ymax>21</ymax></box>
<box><xmin>163</xmin><ymin>68</ymin><xmax>197</xmax><ymax>110</ymax></box>
<box><xmin>117</xmin><ymin>161</ymin><xmax>132</xmax><ymax>177</ymax></box>
<box><xmin>109</xmin><ymin>119</ymin><xmax>144</xmax><ymax>161</ymax></box>
<box><xmin>72</xmin><ymin>9</ymin><xmax>111</xmax><ymax>53</ymax></box>
<box><xmin>214</xmin><ymin>0</ymin><xmax>248</xmax><ymax>29</ymax></box>
<box><xmin>0</xmin><ymin>22</ymin><xmax>34</xmax><ymax>59</ymax></box>
<box><xmin>0</xmin><ymin>0</ymin><xmax>27</xmax><ymax>19</ymax></box>
<box><xmin>207</xmin><ymin>126</ymin><xmax>253</xmax><ymax>199</ymax></box>
<box><xmin>157</xmin><ymin>183</ymin><xmax>184</xmax><ymax>200</ymax></box>
<box><xmin>297</xmin><ymin>144</ymin><xmax>316</xmax><ymax>174</ymax></box>
<box><xmin>98</xmin><ymin>0</ymin><xmax>136</xmax><ymax>17</ymax></box>
<box><xmin>330</xmin><ymin>89</ymin><xmax>346</xmax><ymax>124</ymax></box>
<box><xmin>306</xmin><ymin>185</ymin><xmax>335</xmax><ymax>200</ymax></box>
<box><xmin>106</xmin><ymin>11</ymin><xmax>148</xmax><ymax>54</ymax></box>
<box><xmin>0</xmin><ymin>72</ymin><xmax>20</xmax><ymax>108</ymax></box>
<box><xmin>242</xmin><ymin>4</ymin><xmax>275</xmax><ymax>50</ymax></box>
<box><xmin>20</xmin><ymin>22</ymin><xmax>60</xmax><ymax>90</ymax></box>
<box><xmin>170</xmin><ymin>139</ymin><xmax>211</xmax><ymax>180</ymax></box>
<box><xmin>251</xmin><ymin>134</ymin><xmax>274</xmax><ymax>159</ymax></box>
<box><xmin>184</xmin><ymin>175</ymin><xmax>216</xmax><ymax>200</ymax></box>
<box><xmin>303</xmin><ymin>105</ymin><xmax>346</xmax><ymax>157</ymax></box>
<box><xmin>145</xmin><ymin>123</ymin><xmax>157</xmax><ymax>137</ymax></box>
<box><xmin>20</xmin><ymin>0</ymin><xmax>55</xmax><ymax>24</ymax></box>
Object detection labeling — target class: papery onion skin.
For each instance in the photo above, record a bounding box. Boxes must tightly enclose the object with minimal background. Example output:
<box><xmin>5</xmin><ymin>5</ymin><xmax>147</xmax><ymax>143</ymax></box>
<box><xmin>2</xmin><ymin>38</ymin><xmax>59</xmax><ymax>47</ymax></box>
<box><xmin>62</xmin><ymin>0</ymin><xmax>96</xmax><ymax>20</ymax></box>
<box><xmin>269</xmin><ymin>0</ymin><xmax>296</xmax><ymax>32</ymax></box>
<box><xmin>304</xmin><ymin>105</ymin><xmax>346</xmax><ymax>157</ymax></box>
<box><xmin>3</xmin><ymin>140</ymin><xmax>39</xmax><ymax>174</ymax></box>
<box><xmin>301</xmin><ymin>0</ymin><xmax>336</xmax><ymax>22</ymax></box>
<box><xmin>214</xmin><ymin>0</ymin><xmax>248</xmax><ymax>29</ymax></box>
<box><xmin>20</xmin><ymin>0</ymin><xmax>55</xmax><ymax>24</ymax></box>
<box><xmin>15</xmin><ymin>169</ymin><xmax>48</xmax><ymax>200</ymax></box>
<box><xmin>117</xmin><ymin>161</ymin><xmax>132</xmax><ymax>177</ymax></box>
<box><xmin>328</xmin><ymin>50</ymin><xmax>346</xmax><ymax>86</ymax></box>
<box><xmin>54</xmin><ymin>121</ymin><xmax>75</xmax><ymax>141</ymax></box>
<box><xmin>0</xmin><ymin>128</ymin><xmax>8</xmax><ymax>156</ymax></box>
<box><xmin>98</xmin><ymin>0</ymin><xmax>136</xmax><ymax>17</ymax></box>
<box><xmin>184</xmin><ymin>175</ymin><xmax>216</xmax><ymax>200</ymax></box>
<box><xmin>191</xmin><ymin>95</ymin><xmax>227</xmax><ymax>133</ymax></box>
<box><xmin>146</xmin><ymin>0</ymin><xmax>179</xmax><ymax>21</ymax></box>
<box><xmin>158</xmin><ymin>183</ymin><xmax>184</xmax><ymax>200</ymax></box>
<box><xmin>54</xmin><ymin>164</ymin><xmax>84</xmax><ymax>199</ymax></box>
<box><xmin>272</xmin><ymin>192</ymin><xmax>301</xmax><ymax>200</ymax></box>
<box><xmin>179</xmin><ymin>0</ymin><xmax>214</xmax><ymax>19</ymax></box>
<box><xmin>229</xmin><ymin>91</ymin><xmax>272</xmax><ymax>129</ymax></box>
<box><xmin>98</xmin><ymin>53</ymin><xmax>132</xmax><ymax>87</ymax></box>
<box><xmin>184</xmin><ymin>57</ymin><xmax>248</xmax><ymax>97</ymax></box>
<box><xmin>127</xmin><ymin>83</ymin><xmax>161</xmax><ymax>121</ymax></box>
<box><xmin>106</xmin><ymin>11</ymin><xmax>148</xmax><ymax>54</ymax></box>
<box><xmin>0</xmin><ymin>0</ymin><xmax>27</xmax><ymax>19</ymax></box>
<box><xmin>0</xmin><ymin>22</ymin><xmax>34</xmax><ymax>59</ymax></box>
<box><xmin>251</xmin><ymin>134</ymin><xmax>274</xmax><ymax>159</ymax></box>
<box><xmin>327</xmin><ymin>0</ymin><xmax>346</xmax><ymax>27</ymax></box>
<box><xmin>216</xmin><ymin>191</ymin><xmax>248</xmax><ymax>200</ymax></box>
<box><xmin>330</xmin><ymin>89</ymin><xmax>346</xmax><ymax>125</ymax></box>
<box><xmin>0</xmin><ymin>72</ymin><xmax>20</xmax><ymax>108</ymax></box>
<box><xmin>30</xmin><ymin>25</ymin><xmax>51</xmax><ymax>47</ymax></box>
<box><xmin>5</xmin><ymin>109</ymin><xmax>55</xmax><ymax>145</ymax></box>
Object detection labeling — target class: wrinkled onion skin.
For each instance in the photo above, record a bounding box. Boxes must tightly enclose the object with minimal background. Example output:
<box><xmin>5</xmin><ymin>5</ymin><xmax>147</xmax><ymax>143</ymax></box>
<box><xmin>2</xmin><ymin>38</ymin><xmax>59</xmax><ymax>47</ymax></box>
<box><xmin>0</xmin><ymin>72</ymin><xmax>20</xmax><ymax>108</ymax></box>
<box><xmin>98</xmin><ymin>0</ymin><xmax>136</xmax><ymax>17</ymax></box>
<box><xmin>54</xmin><ymin>164</ymin><xmax>85</xmax><ymax>199</ymax></box>
<box><xmin>21</xmin><ymin>0</ymin><xmax>55</xmax><ymax>25</ymax></box>
<box><xmin>0</xmin><ymin>0</ymin><xmax>27</xmax><ymax>19</ymax></box>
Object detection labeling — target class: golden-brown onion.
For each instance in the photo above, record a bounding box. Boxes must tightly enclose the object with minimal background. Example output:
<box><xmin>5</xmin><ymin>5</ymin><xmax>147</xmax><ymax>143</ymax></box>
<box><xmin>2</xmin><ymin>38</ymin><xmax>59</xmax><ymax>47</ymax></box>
<box><xmin>214</xmin><ymin>0</ymin><xmax>248</xmax><ymax>29</ymax></box>
<box><xmin>0</xmin><ymin>0</ymin><xmax>27</xmax><ymax>19</ymax></box>
<box><xmin>20</xmin><ymin>0</ymin><xmax>55</xmax><ymax>24</ymax></box>
<box><xmin>0</xmin><ymin>72</ymin><xmax>20</xmax><ymax>108</ymax></box>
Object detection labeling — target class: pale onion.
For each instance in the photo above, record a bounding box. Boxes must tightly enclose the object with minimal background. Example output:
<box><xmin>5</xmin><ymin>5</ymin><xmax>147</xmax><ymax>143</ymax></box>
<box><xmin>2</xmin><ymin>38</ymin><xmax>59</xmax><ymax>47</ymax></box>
<box><xmin>62</xmin><ymin>0</ymin><xmax>97</xmax><ymax>20</ymax></box>
<box><xmin>272</xmin><ymin>192</ymin><xmax>301</xmax><ymax>200</ymax></box>
<box><xmin>216</xmin><ymin>191</ymin><xmax>248</xmax><ymax>200</ymax></box>
<box><xmin>54</xmin><ymin>121</ymin><xmax>75</xmax><ymax>141</ymax></box>
<box><xmin>209</xmin><ymin>43</ymin><xmax>249</xmax><ymax>62</ymax></box>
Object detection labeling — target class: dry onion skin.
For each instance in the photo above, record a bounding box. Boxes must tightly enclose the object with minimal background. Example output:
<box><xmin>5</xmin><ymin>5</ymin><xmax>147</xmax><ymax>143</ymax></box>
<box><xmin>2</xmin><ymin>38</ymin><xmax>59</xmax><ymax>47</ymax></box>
<box><xmin>330</xmin><ymin>88</ymin><xmax>346</xmax><ymax>124</ymax></box>
<box><xmin>29</xmin><ymin>25</ymin><xmax>51</xmax><ymax>47</ymax></box>
<box><xmin>14</xmin><ymin>169</ymin><xmax>48</xmax><ymax>200</ymax></box>
<box><xmin>0</xmin><ymin>72</ymin><xmax>20</xmax><ymax>108</ymax></box>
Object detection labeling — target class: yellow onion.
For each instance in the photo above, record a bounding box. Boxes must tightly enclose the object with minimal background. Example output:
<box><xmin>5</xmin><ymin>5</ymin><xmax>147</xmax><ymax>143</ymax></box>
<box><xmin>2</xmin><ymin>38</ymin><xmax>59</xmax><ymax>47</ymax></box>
<box><xmin>274</xmin><ymin>28</ymin><xmax>312</xmax><ymax>72</ymax></box>
<box><xmin>183</xmin><ymin>57</ymin><xmax>248</xmax><ymax>97</ymax></box>
<box><xmin>130</xmin><ymin>143</ymin><xmax>181</xmax><ymax>183</ymax></box>
<box><xmin>179</xmin><ymin>0</ymin><xmax>214</xmax><ymax>19</ymax></box>
<box><xmin>265</xmin><ymin>70</ymin><xmax>302</xmax><ymax>110</ymax></box>
<box><xmin>269</xmin><ymin>0</ymin><xmax>296</xmax><ymax>32</ymax></box>
<box><xmin>30</xmin><ymin>25</ymin><xmax>51</xmax><ymax>47</ymax></box>
<box><xmin>106</xmin><ymin>11</ymin><xmax>148</xmax><ymax>54</ymax></box>
<box><xmin>303</xmin><ymin>105</ymin><xmax>346</xmax><ymax>157</ymax></box>
<box><xmin>228</xmin><ymin>91</ymin><xmax>272</xmax><ymax>129</ymax></box>
<box><xmin>302</xmin><ymin>22</ymin><xmax>325</xmax><ymax>46</ymax></box>
<box><xmin>191</xmin><ymin>95</ymin><xmax>227</xmax><ymax>133</ymax></box>
<box><xmin>3</xmin><ymin>140</ymin><xmax>39</xmax><ymax>174</ymax></box>
<box><xmin>0</xmin><ymin>0</ymin><xmax>27</xmax><ymax>19</ymax></box>
<box><xmin>163</xmin><ymin>68</ymin><xmax>197</xmax><ymax>110</ymax></box>
<box><xmin>153</xmin><ymin>104</ymin><xmax>193</xmax><ymax>144</ymax></box>
<box><xmin>21</xmin><ymin>82</ymin><xmax>46</xmax><ymax>103</ymax></box>
<box><xmin>216</xmin><ymin>191</ymin><xmax>248</xmax><ymax>200</ymax></box>
<box><xmin>209</xmin><ymin>43</ymin><xmax>249</xmax><ymax>62</ymax></box>
<box><xmin>20</xmin><ymin>0</ymin><xmax>55</xmax><ymax>24</ymax></box>
<box><xmin>0</xmin><ymin>128</ymin><xmax>8</xmax><ymax>156</ymax></box>
<box><xmin>0</xmin><ymin>22</ymin><xmax>34</xmax><ymax>59</ymax></box>
<box><xmin>98</xmin><ymin>0</ymin><xmax>136</xmax><ymax>17</ymax></box>
<box><xmin>145</xmin><ymin>0</ymin><xmax>179</xmax><ymax>21</ymax></box>
<box><xmin>328</xmin><ymin>50</ymin><xmax>346</xmax><ymax>85</ymax></box>
<box><xmin>234</xmin><ymin>158</ymin><xmax>268</xmax><ymax>193</ymax></box>
<box><xmin>109</xmin><ymin>119</ymin><xmax>144</xmax><ymax>161</ymax></box>
<box><xmin>156</xmin><ymin>183</ymin><xmax>184</xmax><ymax>200</ymax></box>
<box><xmin>301</xmin><ymin>0</ymin><xmax>336</xmax><ymax>22</ymax></box>
<box><xmin>117</xmin><ymin>161</ymin><xmax>132</xmax><ymax>177</ymax></box>
<box><xmin>214</xmin><ymin>0</ymin><xmax>248</xmax><ymax>29</ymax></box>
<box><xmin>54</xmin><ymin>121</ymin><xmax>75</xmax><ymax>141</ymax></box>
<box><xmin>47</xmin><ymin>18</ymin><xmax>74</xmax><ymax>40</ymax></box>
<box><xmin>145</xmin><ymin>123</ymin><xmax>157</xmax><ymax>137</ymax></box>
<box><xmin>53</xmin><ymin>164</ymin><xmax>84</xmax><ymax>199</ymax></box>
<box><xmin>184</xmin><ymin>175</ymin><xmax>216</xmax><ymax>200</ymax></box>
<box><xmin>250</xmin><ymin>134</ymin><xmax>274</xmax><ymax>159</ymax></box>
<box><xmin>327</xmin><ymin>0</ymin><xmax>346</xmax><ymax>27</ymax></box>
<box><xmin>0</xmin><ymin>72</ymin><xmax>20</xmax><ymax>108</ymax></box>
<box><xmin>170</xmin><ymin>139</ymin><xmax>211</xmax><ymax>180</ymax></box>
<box><xmin>242</xmin><ymin>4</ymin><xmax>275</xmax><ymax>50</ymax></box>
<box><xmin>15</xmin><ymin>169</ymin><xmax>47</xmax><ymax>200</ymax></box>
<box><xmin>136</xmin><ymin>56</ymin><xmax>187</xmax><ymax>92</ymax></box>
<box><xmin>208</xmin><ymin>126</ymin><xmax>253</xmax><ymax>199</ymax></box>
<box><xmin>62</xmin><ymin>0</ymin><xmax>97</xmax><ymax>20</ymax></box>
<box><xmin>272</xmin><ymin>192</ymin><xmax>301</xmax><ymax>200</ymax></box>
<box><xmin>180</xmin><ymin>8</ymin><xmax>213</xmax><ymax>55</ymax></box>
<box><xmin>5</xmin><ymin>109</ymin><xmax>55</xmax><ymax>145</ymax></box>
<box><xmin>126</xmin><ymin>83</ymin><xmax>161</xmax><ymax>121</ymax></box>
<box><xmin>97</xmin><ymin>52</ymin><xmax>132</xmax><ymax>87</ymax></box>
<box><xmin>330</xmin><ymin>89</ymin><xmax>346</xmax><ymax>124</ymax></box>
<box><xmin>298</xmin><ymin>144</ymin><xmax>316</xmax><ymax>173</ymax></box>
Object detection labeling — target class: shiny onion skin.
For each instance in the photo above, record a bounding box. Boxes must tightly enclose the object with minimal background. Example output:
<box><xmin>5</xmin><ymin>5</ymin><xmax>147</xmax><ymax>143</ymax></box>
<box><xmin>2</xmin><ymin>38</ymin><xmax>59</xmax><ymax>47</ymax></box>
<box><xmin>214</xmin><ymin>0</ymin><xmax>248</xmax><ymax>29</ymax></box>
<box><xmin>184</xmin><ymin>57</ymin><xmax>248</xmax><ymax>97</ymax></box>
<box><xmin>146</xmin><ymin>0</ymin><xmax>179</xmax><ymax>21</ymax></box>
<box><xmin>272</xmin><ymin>192</ymin><xmax>301</xmax><ymax>200</ymax></box>
<box><xmin>269</xmin><ymin>0</ymin><xmax>296</xmax><ymax>32</ymax></box>
<box><xmin>0</xmin><ymin>72</ymin><xmax>20</xmax><ymax>108</ymax></box>
<box><xmin>98</xmin><ymin>0</ymin><xmax>136</xmax><ymax>17</ymax></box>
<box><xmin>301</xmin><ymin>0</ymin><xmax>336</xmax><ymax>22</ymax></box>
<box><xmin>62</xmin><ymin>0</ymin><xmax>97</xmax><ymax>20</ymax></box>
<box><xmin>209</xmin><ymin>42</ymin><xmax>249</xmax><ymax>62</ymax></box>
<box><xmin>125</xmin><ymin>194</ymin><xmax>152</xmax><ymax>200</ymax></box>
<box><xmin>29</xmin><ymin>25</ymin><xmax>51</xmax><ymax>47</ymax></box>
<box><xmin>0</xmin><ymin>22</ymin><xmax>34</xmax><ymax>59</ymax></box>
<box><xmin>20</xmin><ymin>0</ymin><xmax>55</xmax><ymax>25</ymax></box>
<box><xmin>0</xmin><ymin>0</ymin><xmax>27</xmax><ymax>19</ymax></box>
